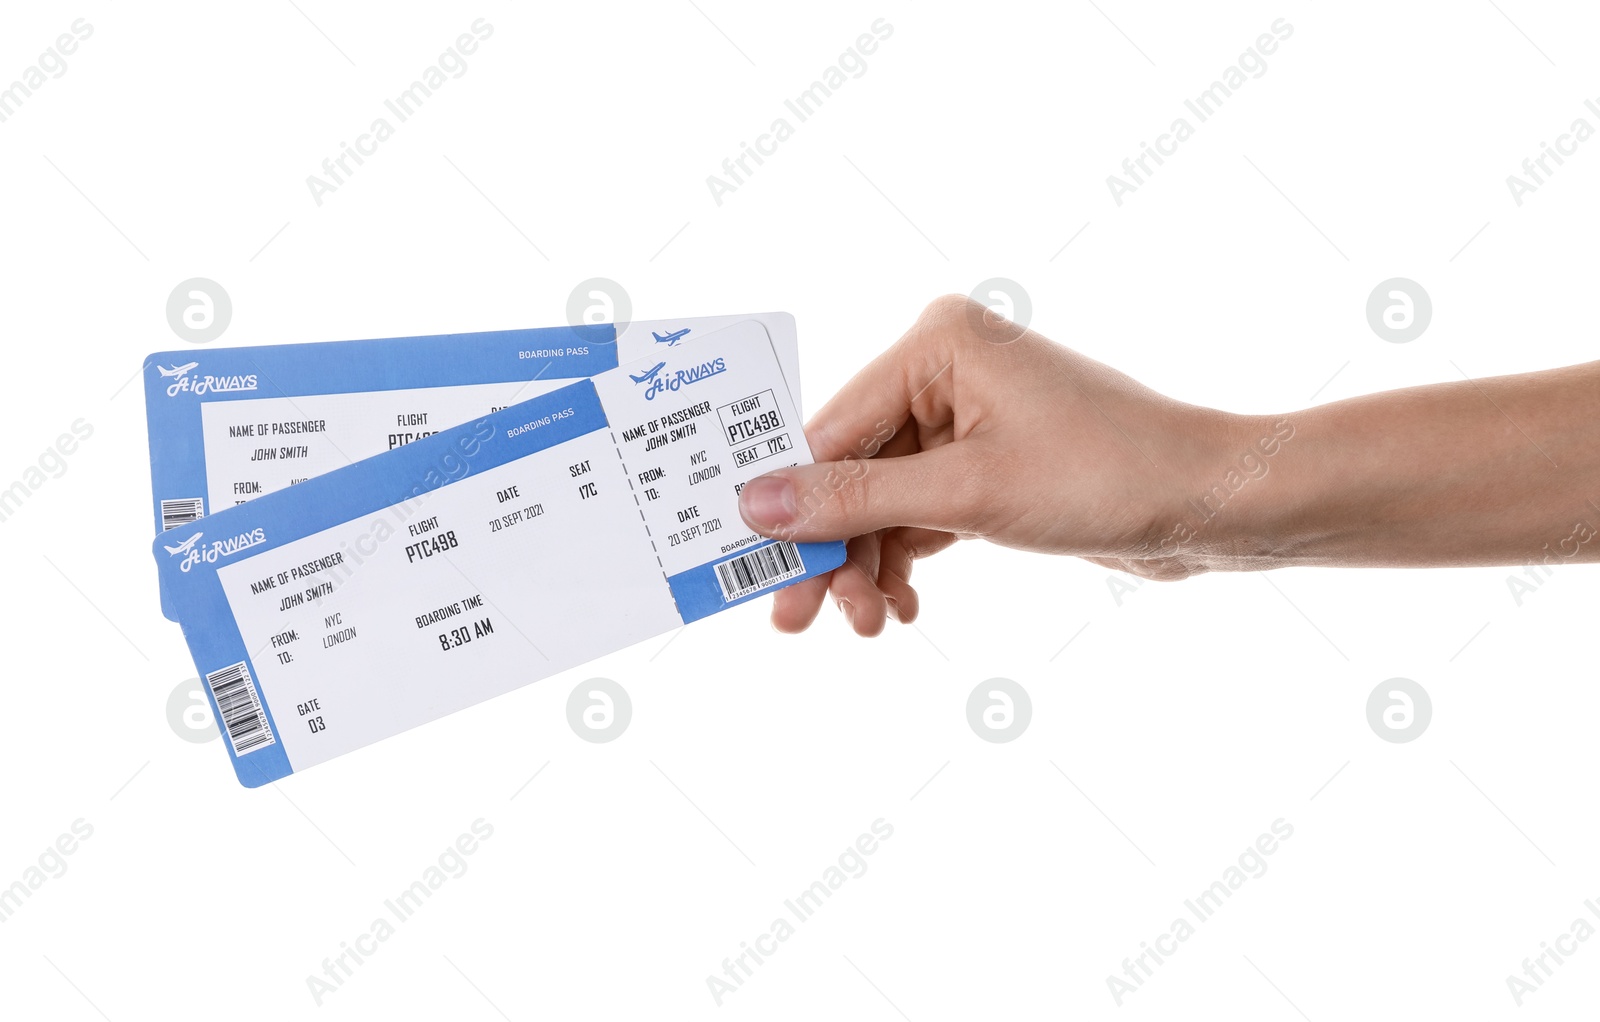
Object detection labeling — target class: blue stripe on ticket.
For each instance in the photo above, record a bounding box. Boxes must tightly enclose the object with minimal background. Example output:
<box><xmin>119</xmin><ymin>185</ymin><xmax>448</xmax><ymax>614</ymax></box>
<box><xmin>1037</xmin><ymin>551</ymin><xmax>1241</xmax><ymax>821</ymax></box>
<box><xmin>144</xmin><ymin>324</ymin><xmax>613</xmax><ymax>535</ymax></box>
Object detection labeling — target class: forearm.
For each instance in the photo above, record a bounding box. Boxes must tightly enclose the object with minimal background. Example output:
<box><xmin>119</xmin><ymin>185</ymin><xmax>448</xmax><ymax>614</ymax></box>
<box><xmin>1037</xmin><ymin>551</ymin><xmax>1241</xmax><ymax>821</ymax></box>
<box><xmin>1205</xmin><ymin>362</ymin><xmax>1600</xmax><ymax>570</ymax></box>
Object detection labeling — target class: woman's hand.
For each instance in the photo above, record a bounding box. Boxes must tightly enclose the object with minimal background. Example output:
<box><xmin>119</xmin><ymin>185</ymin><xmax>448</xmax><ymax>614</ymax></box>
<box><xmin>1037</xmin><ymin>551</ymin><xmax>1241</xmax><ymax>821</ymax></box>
<box><xmin>738</xmin><ymin>296</ymin><xmax>1600</xmax><ymax>635</ymax></box>
<box><xmin>736</xmin><ymin>295</ymin><xmax>1250</xmax><ymax>634</ymax></box>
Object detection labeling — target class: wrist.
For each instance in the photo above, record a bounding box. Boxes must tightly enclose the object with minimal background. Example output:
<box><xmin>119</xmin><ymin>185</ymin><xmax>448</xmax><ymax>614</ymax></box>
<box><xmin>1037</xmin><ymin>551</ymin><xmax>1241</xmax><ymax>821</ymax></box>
<box><xmin>1146</xmin><ymin>408</ymin><xmax>1305</xmax><ymax>572</ymax></box>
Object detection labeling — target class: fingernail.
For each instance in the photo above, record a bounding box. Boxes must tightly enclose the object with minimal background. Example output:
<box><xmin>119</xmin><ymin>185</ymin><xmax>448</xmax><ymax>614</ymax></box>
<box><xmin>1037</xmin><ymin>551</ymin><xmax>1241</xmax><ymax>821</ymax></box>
<box><xmin>837</xmin><ymin>599</ymin><xmax>855</xmax><ymax>627</ymax></box>
<box><xmin>739</xmin><ymin>475</ymin><xmax>796</xmax><ymax>531</ymax></box>
<box><xmin>884</xmin><ymin>596</ymin><xmax>901</xmax><ymax>623</ymax></box>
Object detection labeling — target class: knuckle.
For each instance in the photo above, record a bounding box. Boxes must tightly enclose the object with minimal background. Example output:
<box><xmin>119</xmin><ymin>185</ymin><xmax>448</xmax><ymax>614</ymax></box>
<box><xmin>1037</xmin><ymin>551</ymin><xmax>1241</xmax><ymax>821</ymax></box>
<box><xmin>836</xmin><ymin>463</ymin><xmax>879</xmax><ymax>524</ymax></box>
<box><xmin>949</xmin><ymin>467</ymin><xmax>994</xmax><ymax>531</ymax></box>
<box><xmin>943</xmin><ymin>448</ymin><xmax>1006</xmax><ymax>533</ymax></box>
<box><xmin>899</xmin><ymin>295</ymin><xmax>983</xmax><ymax>368</ymax></box>
<box><xmin>789</xmin><ymin>472</ymin><xmax>838</xmax><ymax>527</ymax></box>
<box><xmin>925</xmin><ymin>293</ymin><xmax>974</xmax><ymax>322</ymax></box>
<box><xmin>918</xmin><ymin>294</ymin><xmax>981</xmax><ymax>340</ymax></box>
<box><xmin>790</xmin><ymin>463</ymin><xmax>870</xmax><ymax>532</ymax></box>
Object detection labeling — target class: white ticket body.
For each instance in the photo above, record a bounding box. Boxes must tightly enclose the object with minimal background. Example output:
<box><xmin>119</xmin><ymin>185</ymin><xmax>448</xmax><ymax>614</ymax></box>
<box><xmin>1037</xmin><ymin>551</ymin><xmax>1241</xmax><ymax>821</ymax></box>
<box><xmin>143</xmin><ymin>313</ymin><xmax>798</xmax><ymax>619</ymax></box>
<box><xmin>154</xmin><ymin>322</ymin><xmax>841</xmax><ymax>787</ymax></box>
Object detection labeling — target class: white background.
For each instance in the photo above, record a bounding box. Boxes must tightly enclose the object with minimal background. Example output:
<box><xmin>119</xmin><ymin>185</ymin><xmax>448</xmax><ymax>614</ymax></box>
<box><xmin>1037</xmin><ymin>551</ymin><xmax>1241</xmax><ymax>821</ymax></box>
<box><xmin>1</xmin><ymin>1</ymin><xmax>1597</xmax><ymax>1018</ymax></box>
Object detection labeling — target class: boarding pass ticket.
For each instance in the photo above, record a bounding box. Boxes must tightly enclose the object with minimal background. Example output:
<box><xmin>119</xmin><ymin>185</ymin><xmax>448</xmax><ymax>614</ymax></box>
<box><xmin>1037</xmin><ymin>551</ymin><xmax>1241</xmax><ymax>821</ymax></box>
<box><xmin>143</xmin><ymin>313</ymin><xmax>799</xmax><ymax>619</ymax></box>
<box><xmin>154</xmin><ymin>321</ymin><xmax>843</xmax><ymax>787</ymax></box>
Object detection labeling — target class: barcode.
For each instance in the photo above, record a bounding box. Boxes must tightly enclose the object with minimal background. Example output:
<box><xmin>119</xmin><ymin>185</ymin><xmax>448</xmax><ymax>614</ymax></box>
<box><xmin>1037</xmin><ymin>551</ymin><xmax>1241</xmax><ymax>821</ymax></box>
<box><xmin>161</xmin><ymin>497</ymin><xmax>205</xmax><ymax>531</ymax></box>
<box><xmin>205</xmin><ymin>661</ymin><xmax>276</xmax><ymax>756</ymax></box>
<box><xmin>714</xmin><ymin>541</ymin><xmax>805</xmax><ymax>602</ymax></box>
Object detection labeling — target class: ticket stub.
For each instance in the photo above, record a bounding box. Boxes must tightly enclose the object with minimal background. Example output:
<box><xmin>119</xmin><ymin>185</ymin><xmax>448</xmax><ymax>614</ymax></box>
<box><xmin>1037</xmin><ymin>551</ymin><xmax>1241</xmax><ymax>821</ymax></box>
<box><xmin>154</xmin><ymin>321</ymin><xmax>841</xmax><ymax>787</ymax></box>
<box><xmin>143</xmin><ymin>313</ymin><xmax>798</xmax><ymax>619</ymax></box>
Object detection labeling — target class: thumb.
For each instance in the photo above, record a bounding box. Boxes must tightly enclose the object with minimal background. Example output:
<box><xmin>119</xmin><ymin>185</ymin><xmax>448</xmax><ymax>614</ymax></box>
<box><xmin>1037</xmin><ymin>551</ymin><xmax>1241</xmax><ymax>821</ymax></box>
<box><xmin>737</xmin><ymin>448</ymin><xmax>976</xmax><ymax>542</ymax></box>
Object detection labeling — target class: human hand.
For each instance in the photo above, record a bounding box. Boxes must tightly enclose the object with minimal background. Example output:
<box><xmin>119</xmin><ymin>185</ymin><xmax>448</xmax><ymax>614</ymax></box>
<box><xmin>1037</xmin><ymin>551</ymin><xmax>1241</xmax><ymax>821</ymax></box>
<box><xmin>736</xmin><ymin>296</ymin><xmax>1255</xmax><ymax>635</ymax></box>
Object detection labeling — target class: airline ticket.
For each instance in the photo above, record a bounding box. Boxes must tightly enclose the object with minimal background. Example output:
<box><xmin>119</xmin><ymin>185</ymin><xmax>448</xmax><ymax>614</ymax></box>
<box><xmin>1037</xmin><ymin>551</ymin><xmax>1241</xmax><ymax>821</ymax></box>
<box><xmin>153</xmin><ymin>321</ymin><xmax>841</xmax><ymax>786</ymax></box>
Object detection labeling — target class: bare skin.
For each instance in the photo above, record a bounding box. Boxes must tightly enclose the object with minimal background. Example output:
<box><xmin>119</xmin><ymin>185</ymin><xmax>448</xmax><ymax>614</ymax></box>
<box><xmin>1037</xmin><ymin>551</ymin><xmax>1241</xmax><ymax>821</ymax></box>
<box><xmin>735</xmin><ymin>296</ymin><xmax>1600</xmax><ymax>636</ymax></box>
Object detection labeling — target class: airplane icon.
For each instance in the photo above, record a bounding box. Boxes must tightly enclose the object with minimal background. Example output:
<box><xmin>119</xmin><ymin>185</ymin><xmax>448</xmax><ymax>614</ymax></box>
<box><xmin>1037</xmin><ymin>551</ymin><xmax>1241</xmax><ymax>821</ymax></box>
<box><xmin>629</xmin><ymin>361</ymin><xmax>667</xmax><ymax>385</ymax></box>
<box><xmin>164</xmin><ymin>533</ymin><xmax>203</xmax><ymax>556</ymax></box>
<box><xmin>652</xmin><ymin>328</ymin><xmax>690</xmax><ymax>347</ymax></box>
<box><xmin>157</xmin><ymin>362</ymin><xmax>199</xmax><ymax>378</ymax></box>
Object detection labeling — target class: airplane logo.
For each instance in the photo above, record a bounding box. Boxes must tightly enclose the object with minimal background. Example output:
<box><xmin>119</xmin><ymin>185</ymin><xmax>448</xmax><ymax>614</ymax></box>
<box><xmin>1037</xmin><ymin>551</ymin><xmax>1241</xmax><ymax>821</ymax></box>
<box><xmin>652</xmin><ymin>328</ymin><xmax>690</xmax><ymax>347</ymax></box>
<box><xmin>157</xmin><ymin>362</ymin><xmax>199</xmax><ymax>378</ymax></box>
<box><xmin>629</xmin><ymin>361</ymin><xmax>667</xmax><ymax>385</ymax></box>
<box><xmin>164</xmin><ymin>533</ymin><xmax>203</xmax><ymax>556</ymax></box>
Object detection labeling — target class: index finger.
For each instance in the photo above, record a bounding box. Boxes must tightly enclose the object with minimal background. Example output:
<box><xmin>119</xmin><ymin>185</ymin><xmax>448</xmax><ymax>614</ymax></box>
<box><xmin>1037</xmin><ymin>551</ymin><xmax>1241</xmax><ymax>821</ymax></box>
<box><xmin>803</xmin><ymin>299</ymin><xmax>965</xmax><ymax>463</ymax></box>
